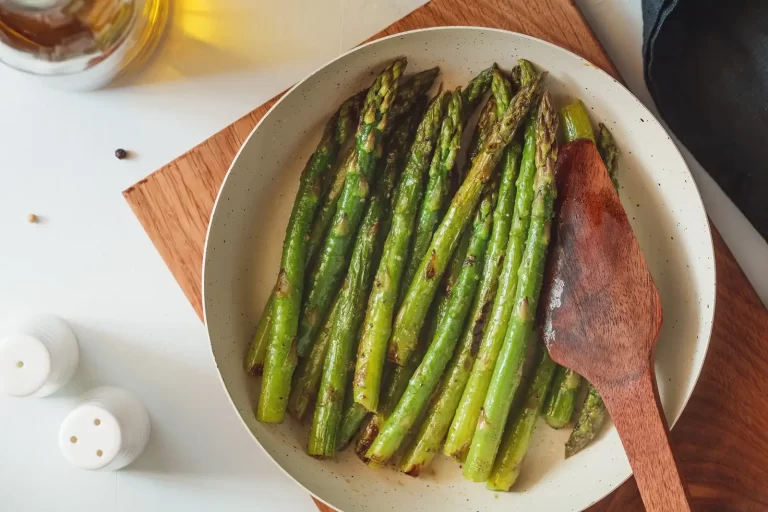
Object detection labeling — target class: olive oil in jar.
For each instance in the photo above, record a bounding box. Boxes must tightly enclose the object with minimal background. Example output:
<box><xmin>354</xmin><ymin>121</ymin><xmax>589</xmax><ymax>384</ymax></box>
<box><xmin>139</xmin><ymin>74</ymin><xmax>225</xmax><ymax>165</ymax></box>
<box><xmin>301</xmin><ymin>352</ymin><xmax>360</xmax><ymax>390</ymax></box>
<box><xmin>0</xmin><ymin>0</ymin><xmax>169</xmax><ymax>89</ymax></box>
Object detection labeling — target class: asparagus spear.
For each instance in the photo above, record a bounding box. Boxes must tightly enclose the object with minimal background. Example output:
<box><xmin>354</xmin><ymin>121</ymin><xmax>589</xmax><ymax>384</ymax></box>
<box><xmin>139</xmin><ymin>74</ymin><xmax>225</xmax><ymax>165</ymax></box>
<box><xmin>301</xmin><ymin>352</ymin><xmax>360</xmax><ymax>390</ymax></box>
<box><xmin>400</xmin><ymin>72</ymin><xmax>524</xmax><ymax>474</ymax></box>
<box><xmin>288</xmin><ymin>295</ymin><xmax>340</xmax><ymax>421</ymax></box>
<box><xmin>433</xmin><ymin>224</ymin><xmax>473</xmax><ymax>328</ymax></box>
<box><xmin>598</xmin><ymin>123</ymin><xmax>619</xmax><ymax>188</ymax></box>
<box><xmin>511</xmin><ymin>59</ymin><xmax>537</xmax><ymax>91</ymax></box>
<box><xmin>358</xmin><ymin>232</ymin><xmax>468</xmax><ymax>456</ymax></box>
<box><xmin>366</xmin><ymin>189</ymin><xmax>494</xmax><ymax>465</ymax></box>
<box><xmin>543</xmin><ymin>367</ymin><xmax>582</xmax><ymax>428</ymax></box>
<box><xmin>334</xmin><ymin>91</ymin><xmax>366</xmax><ymax>146</ymax></box>
<box><xmin>463</xmin><ymin>92</ymin><xmax>558</xmax><ymax>481</ymax></box>
<box><xmin>400</xmin><ymin>88</ymin><xmax>463</xmax><ymax>302</ymax></box>
<box><xmin>353</xmin><ymin>92</ymin><xmax>448</xmax><ymax>412</ymax></box>
<box><xmin>400</xmin><ymin>141</ymin><xmax>522</xmax><ymax>474</ymax></box>
<box><xmin>339</xmin><ymin>401</ymin><xmax>369</xmax><ymax>451</ymax></box>
<box><xmin>564</xmin><ymin>123</ymin><xmax>619</xmax><ymax>457</ymax></box>
<box><xmin>388</xmin><ymin>73</ymin><xmax>546</xmax><ymax>367</ymax></box>
<box><xmin>245</xmin><ymin>94</ymin><xmax>363</xmax><ymax>376</ymax></box>
<box><xmin>486</xmin><ymin>346</ymin><xmax>557</xmax><ymax>491</ymax></box>
<box><xmin>307</xmin><ymin>114</ymin><xmax>407</xmax><ymax>455</ymax></box>
<box><xmin>266</xmin><ymin>72</ymin><xmax>475</xmax><ymax>384</ymax></box>
<box><xmin>357</xmin><ymin>232</ymin><xmax>470</xmax><ymax>462</ymax></box>
<box><xmin>461</xmin><ymin>65</ymin><xmax>496</xmax><ymax>117</ymax></box>
<box><xmin>444</xmin><ymin>100</ymin><xmax>540</xmax><ymax>462</ymax></box>
<box><xmin>306</xmin><ymin>150</ymin><xmax>354</xmax><ymax>268</ymax></box>
<box><xmin>364</xmin><ymin>217</ymin><xmax>478</xmax><ymax>465</ymax></box>
<box><xmin>389</xmin><ymin>67</ymin><xmax>440</xmax><ymax>122</ymax></box>
<box><xmin>355</xmin><ymin>339</ymin><xmax>429</xmax><ymax>461</ymax></box>
<box><xmin>454</xmin><ymin>96</ymin><xmax>498</xmax><ymax>191</ymax></box>
<box><xmin>446</xmin><ymin>65</ymin><xmax>496</xmax><ymax>191</ymax></box>
<box><xmin>258</xmin><ymin>85</ymin><xmax>378</xmax><ymax>424</ymax></box>
<box><xmin>290</xmin><ymin>105</ymin><xmax>425</xmax><ymax>422</ymax></box>
<box><xmin>559</xmin><ymin>99</ymin><xmax>595</xmax><ymax>143</ymax></box>
<box><xmin>491</xmin><ymin>67</ymin><xmax>513</xmax><ymax>115</ymax></box>
<box><xmin>294</xmin><ymin>58</ymin><xmax>407</xmax><ymax>363</ymax></box>
<box><xmin>542</xmin><ymin>99</ymin><xmax>595</xmax><ymax>429</ymax></box>
<box><xmin>306</xmin><ymin>73</ymin><xmax>438</xmax><ymax>266</ymax></box>
<box><xmin>565</xmin><ymin>384</ymin><xmax>606</xmax><ymax>458</ymax></box>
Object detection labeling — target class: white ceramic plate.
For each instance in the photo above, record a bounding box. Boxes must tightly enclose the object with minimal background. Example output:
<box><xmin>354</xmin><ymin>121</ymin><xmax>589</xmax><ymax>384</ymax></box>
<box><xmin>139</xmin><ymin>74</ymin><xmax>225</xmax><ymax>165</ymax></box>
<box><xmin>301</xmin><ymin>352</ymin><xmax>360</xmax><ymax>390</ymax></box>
<box><xmin>203</xmin><ymin>27</ymin><xmax>715</xmax><ymax>512</ymax></box>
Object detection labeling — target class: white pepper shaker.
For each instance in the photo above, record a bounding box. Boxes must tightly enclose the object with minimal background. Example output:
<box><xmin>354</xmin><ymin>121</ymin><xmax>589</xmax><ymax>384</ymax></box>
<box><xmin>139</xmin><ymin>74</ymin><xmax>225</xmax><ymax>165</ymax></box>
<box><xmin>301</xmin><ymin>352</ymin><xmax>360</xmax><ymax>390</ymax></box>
<box><xmin>59</xmin><ymin>386</ymin><xmax>151</xmax><ymax>471</ymax></box>
<box><xmin>0</xmin><ymin>315</ymin><xmax>79</xmax><ymax>397</ymax></box>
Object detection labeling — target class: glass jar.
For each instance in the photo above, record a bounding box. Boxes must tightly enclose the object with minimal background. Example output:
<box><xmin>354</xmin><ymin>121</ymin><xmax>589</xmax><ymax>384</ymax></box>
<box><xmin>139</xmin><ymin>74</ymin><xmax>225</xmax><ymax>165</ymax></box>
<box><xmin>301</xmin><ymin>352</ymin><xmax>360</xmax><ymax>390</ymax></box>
<box><xmin>0</xmin><ymin>0</ymin><xmax>169</xmax><ymax>90</ymax></box>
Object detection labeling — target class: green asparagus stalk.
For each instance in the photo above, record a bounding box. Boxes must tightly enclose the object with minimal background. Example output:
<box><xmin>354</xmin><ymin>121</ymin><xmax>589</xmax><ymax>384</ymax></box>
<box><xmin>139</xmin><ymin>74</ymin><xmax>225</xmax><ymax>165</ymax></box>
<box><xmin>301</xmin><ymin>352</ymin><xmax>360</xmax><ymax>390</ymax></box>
<box><xmin>356</xmin><ymin>232</ymin><xmax>468</xmax><ymax>463</ymax></box>
<box><xmin>444</xmin><ymin>100</ymin><xmax>540</xmax><ymax>462</ymax></box>
<box><xmin>307</xmin><ymin>114</ymin><xmax>407</xmax><ymax>454</ymax></box>
<box><xmin>306</xmin><ymin>149</ymin><xmax>354</xmax><ymax>267</ymax></box>
<box><xmin>294</xmin><ymin>58</ymin><xmax>407</xmax><ymax>362</ymax></box>
<box><xmin>288</xmin><ymin>105</ymin><xmax>425</xmax><ymax>421</ymax></box>
<box><xmin>598</xmin><ymin>123</ymin><xmax>619</xmax><ymax>188</ymax></box>
<box><xmin>511</xmin><ymin>59</ymin><xmax>537</xmax><ymax>91</ymax></box>
<box><xmin>543</xmin><ymin>367</ymin><xmax>582</xmax><ymax>428</ymax></box>
<box><xmin>395</xmin><ymin>68</ymin><xmax>490</xmax><ymax>313</ymax></box>
<box><xmin>258</xmin><ymin>87</ymin><xmax>374</xmax><ymax>423</ymax></box>
<box><xmin>463</xmin><ymin>91</ymin><xmax>558</xmax><ymax>481</ymax></box>
<box><xmin>357</xmin><ymin>229</ymin><xmax>469</xmax><ymax>461</ymax></box>
<box><xmin>389</xmin><ymin>67</ymin><xmax>440</xmax><ymax>122</ymax></box>
<box><xmin>401</xmin><ymin>141</ymin><xmax>522</xmax><ymax>474</ymax></box>
<box><xmin>388</xmin><ymin>73</ymin><xmax>546</xmax><ymax>367</ymax></box>
<box><xmin>306</xmin><ymin>74</ymin><xmax>437</xmax><ymax>266</ymax></box>
<box><xmin>433</xmin><ymin>224</ymin><xmax>473</xmax><ymax>327</ymax></box>
<box><xmin>366</xmin><ymin>190</ymin><xmax>494</xmax><ymax>465</ymax></box>
<box><xmin>353</xmin><ymin>92</ymin><xmax>448</xmax><ymax>413</ymax></box>
<box><xmin>334</xmin><ymin>91</ymin><xmax>366</xmax><ymax>146</ymax></box>
<box><xmin>400</xmin><ymin>72</ymin><xmax>524</xmax><ymax>474</ymax></box>
<box><xmin>339</xmin><ymin>401</ymin><xmax>369</xmax><ymax>451</ymax></box>
<box><xmin>245</xmin><ymin>93</ymin><xmax>363</xmax><ymax>376</ymax></box>
<box><xmin>559</xmin><ymin>99</ymin><xmax>595</xmax><ymax>143</ymax></box>
<box><xmin>491</xmin><ymin>67</ymin><xmax>513</xmax><ymax>115</ymax></box>
<box><xmin>400</xmin><ymin>88</ymin><xmax>463</xmax><ymax>302</ymax></box>
<box><xmin>486</xmin><ymin>346</ymin><xmax>557</xmax><ymax>491</ymax></box>
<box><xmin>461</xmin><ymin>65</ymin><xmax>496</xmax><ymax>123</ymax></box>
<box><xmin>355</xmin><ymin>338</ymin><xmax>429</xmax><ymax>461</ymax></box>
<box><xmin>448</xmin><ymin>65</ymin><xmax>496</xmax><ymax>190</ymax></box>
<box><xmin>288</xmin><ymin>295</ymin><xmax>340</xmax><ymax>421</ymax></box>
<box><xmin>454</xmin><ymin>97</ymin><xmax>498</xmax><ymax>191</ymax></box>
<box><xmin>541</xmin><ymin>99</ymin><xmax>595</xmax><ymax>429</ymax></box>
<box><xmin>565</xmin><ymin>384</ymin><xmax>606</xmax><ymax>458</ymax></box>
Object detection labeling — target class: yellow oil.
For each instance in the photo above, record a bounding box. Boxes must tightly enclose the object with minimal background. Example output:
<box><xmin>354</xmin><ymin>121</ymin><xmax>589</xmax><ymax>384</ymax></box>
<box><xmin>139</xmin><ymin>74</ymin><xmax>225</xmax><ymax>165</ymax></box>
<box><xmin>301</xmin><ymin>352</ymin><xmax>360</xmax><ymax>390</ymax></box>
<box><xmin>117</xmin><ymin>0</ymin><xmax>169</xmax><ymax>81</ymax></box>
<box><xmin>0</xmin><ymin>0</ymin><xmax>169</xmax><ymax>86</ymax></box>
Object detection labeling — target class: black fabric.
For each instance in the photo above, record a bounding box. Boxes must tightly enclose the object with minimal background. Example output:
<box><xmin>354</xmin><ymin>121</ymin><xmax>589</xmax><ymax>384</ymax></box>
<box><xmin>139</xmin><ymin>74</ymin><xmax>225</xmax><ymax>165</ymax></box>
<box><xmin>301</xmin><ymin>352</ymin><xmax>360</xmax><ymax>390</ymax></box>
<box><xmin>643</xmin><ymin>0</ymin><xmax>768</xmax><ymax>240</ymax></box>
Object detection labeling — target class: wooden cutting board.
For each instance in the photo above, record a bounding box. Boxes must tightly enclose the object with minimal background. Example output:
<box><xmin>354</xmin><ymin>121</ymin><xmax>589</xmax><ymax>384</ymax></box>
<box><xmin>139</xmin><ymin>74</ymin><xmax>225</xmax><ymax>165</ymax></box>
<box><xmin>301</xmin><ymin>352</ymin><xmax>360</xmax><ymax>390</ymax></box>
<box><xmin>123</xmin><ymin>1</ymin><xmax>768</xmax><ymax>510</ymax></box>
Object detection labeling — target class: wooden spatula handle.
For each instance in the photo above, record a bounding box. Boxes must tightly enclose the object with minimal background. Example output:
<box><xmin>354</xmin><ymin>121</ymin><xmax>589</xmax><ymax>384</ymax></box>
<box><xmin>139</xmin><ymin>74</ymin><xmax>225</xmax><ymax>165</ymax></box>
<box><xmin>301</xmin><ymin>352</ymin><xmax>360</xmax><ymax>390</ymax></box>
<box><xmin>601</xmin><ymin>368</ymin><xmax>692</xmax><ymax>511</ymax></box>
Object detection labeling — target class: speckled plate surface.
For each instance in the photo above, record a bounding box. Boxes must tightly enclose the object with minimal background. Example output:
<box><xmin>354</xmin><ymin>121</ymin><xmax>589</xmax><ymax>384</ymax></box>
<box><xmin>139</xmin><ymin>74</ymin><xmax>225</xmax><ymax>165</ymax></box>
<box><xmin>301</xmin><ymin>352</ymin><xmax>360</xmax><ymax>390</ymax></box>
<box><xmin>203</xmin><ymin>27</ymin><xmax>715</xmax><ymax>512</ymax></box>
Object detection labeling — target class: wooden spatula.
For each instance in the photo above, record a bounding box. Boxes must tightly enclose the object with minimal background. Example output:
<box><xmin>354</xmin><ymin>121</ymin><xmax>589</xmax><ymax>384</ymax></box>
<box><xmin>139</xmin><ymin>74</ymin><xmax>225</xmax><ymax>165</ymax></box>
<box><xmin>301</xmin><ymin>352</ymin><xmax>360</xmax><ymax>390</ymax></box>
<box><xmin>540</xmin><ymin>140</ymin><xmax>692</xmax><ymax>511</ymax></box>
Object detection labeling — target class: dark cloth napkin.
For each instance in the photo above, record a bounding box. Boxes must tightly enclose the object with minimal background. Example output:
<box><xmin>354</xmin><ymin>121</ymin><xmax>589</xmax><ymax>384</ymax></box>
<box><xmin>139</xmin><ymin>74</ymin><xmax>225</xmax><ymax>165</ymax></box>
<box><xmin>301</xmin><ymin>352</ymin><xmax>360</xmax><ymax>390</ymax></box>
<box><xmin>643</xmin><ymin>0</ymin><xmax>768</xmax><ymax>240</ymax></box>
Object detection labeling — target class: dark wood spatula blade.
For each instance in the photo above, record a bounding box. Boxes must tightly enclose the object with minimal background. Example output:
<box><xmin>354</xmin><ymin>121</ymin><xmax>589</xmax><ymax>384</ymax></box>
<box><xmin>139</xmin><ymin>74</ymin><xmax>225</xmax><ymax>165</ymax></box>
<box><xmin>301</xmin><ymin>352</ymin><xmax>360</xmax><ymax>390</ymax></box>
<box><xmin>540</xmin><ymin>139</ymin><xmax>662</xmax><ymax>391</ymax></box>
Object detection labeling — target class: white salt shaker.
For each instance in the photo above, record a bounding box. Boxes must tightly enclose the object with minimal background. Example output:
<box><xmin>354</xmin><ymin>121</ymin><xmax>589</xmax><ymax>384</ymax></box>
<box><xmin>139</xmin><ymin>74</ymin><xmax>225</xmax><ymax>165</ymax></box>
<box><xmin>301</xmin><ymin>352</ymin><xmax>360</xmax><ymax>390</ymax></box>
<box><xmin>59</xmin><ymin>386</ymin><xmax>151</xmax><ymax>471</ymax></box>
<box><xmin>0</xmin><ymin>315</ymin><xmax>80</xmax><ymax>397</ymax></box>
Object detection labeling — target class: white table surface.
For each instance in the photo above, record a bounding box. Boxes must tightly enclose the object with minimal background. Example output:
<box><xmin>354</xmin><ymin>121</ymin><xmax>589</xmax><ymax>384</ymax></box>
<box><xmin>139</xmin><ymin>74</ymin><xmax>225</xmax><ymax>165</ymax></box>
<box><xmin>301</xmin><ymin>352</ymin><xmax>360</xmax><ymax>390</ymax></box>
<box><xmin>1</xmin><ymin>1</ymin><xmax>766</xmax><ymax>511</ymax></box>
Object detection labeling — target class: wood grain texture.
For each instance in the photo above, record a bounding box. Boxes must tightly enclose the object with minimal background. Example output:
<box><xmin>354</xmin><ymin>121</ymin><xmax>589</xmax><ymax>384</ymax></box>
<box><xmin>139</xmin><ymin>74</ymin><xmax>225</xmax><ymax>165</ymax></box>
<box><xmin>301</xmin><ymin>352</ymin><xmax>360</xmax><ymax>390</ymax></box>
<box><xmin>544</xmin><ymin>141</ymin><xmax>690</xmax><ymax>511</ymax></box>
<box><xmin>123</xmin><ymin>1</ymin><xmax>768</xmax><ymax>511</ymax></box>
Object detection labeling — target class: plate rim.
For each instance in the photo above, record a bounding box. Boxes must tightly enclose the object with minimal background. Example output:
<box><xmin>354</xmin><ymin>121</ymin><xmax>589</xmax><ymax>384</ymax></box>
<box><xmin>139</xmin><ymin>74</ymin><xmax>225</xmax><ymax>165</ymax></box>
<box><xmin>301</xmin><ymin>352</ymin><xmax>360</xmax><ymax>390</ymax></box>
<box><xmin>202</xmin><ymin>25</ymin><xmax>716</xmax><ymax>512</ymax></box>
